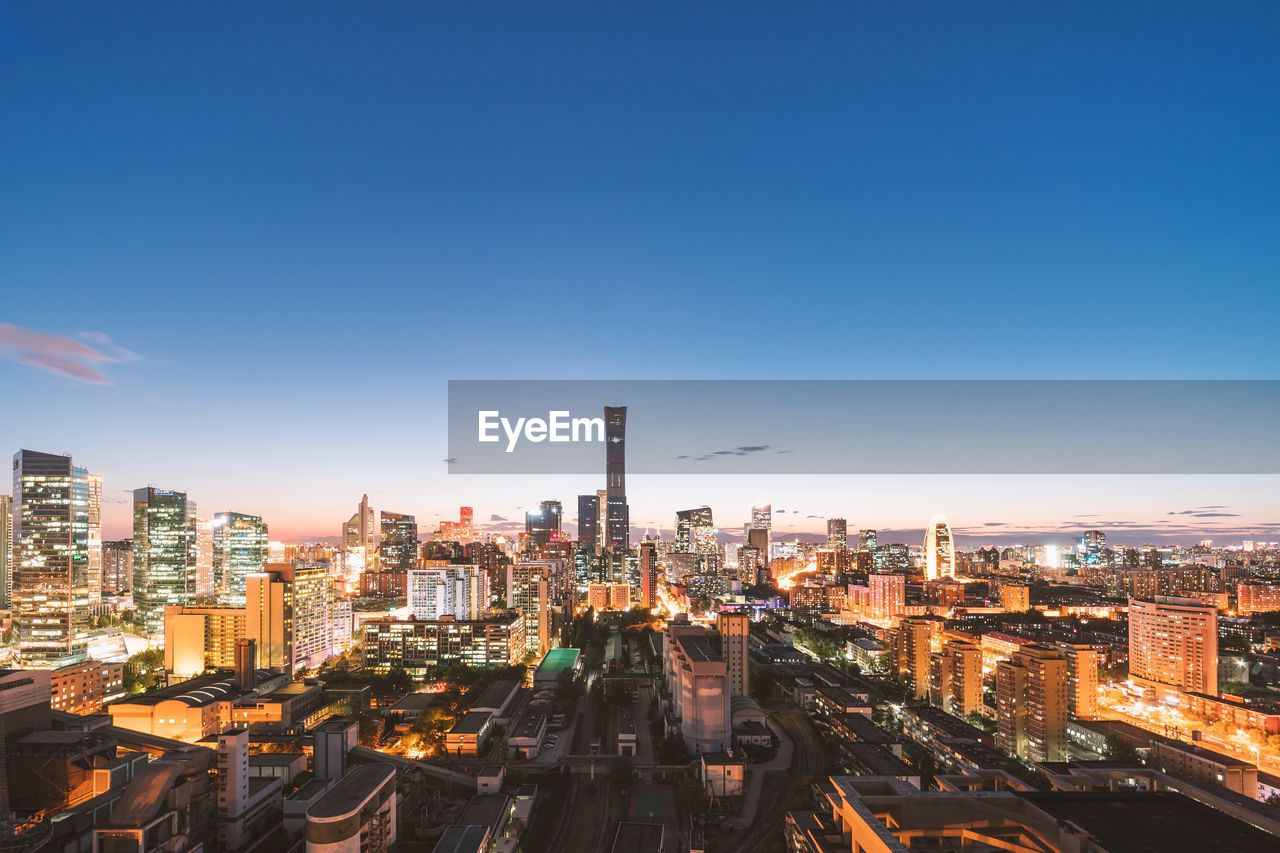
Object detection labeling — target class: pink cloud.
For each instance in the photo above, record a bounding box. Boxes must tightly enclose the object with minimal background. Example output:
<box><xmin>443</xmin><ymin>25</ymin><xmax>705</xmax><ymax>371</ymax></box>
<box><xmin>0</xmin><ymin>322</ymin><xmax>137</xmax><ymax>385</ymax></box>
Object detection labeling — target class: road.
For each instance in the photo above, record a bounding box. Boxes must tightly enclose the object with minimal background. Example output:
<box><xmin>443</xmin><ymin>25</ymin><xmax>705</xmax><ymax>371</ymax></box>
<box><xmin>737</xmin><ymin>711</ymin><xmax>824</xmax><ymax>853</ymax></box>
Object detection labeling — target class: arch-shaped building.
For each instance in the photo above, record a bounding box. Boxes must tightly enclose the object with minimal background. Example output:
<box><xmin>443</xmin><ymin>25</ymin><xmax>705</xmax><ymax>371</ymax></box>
<box><xmin>923</xmin><ymin>514</ymin><xmax>955</xmax><ymax>580</ymax></box>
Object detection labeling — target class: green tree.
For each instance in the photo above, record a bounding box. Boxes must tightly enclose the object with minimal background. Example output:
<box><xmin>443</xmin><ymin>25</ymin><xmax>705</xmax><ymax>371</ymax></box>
<box><xmin>123</xmin><ymin>648</ymin><xmax>165</xmax><ymax>693</ymax></box>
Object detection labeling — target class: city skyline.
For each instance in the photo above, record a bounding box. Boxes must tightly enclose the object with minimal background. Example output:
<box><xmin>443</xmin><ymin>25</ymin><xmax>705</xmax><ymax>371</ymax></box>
<box><xmin>17</xmin><ymin>441</ymin><xmax>1276</xmax><ymax>548</ymax></box>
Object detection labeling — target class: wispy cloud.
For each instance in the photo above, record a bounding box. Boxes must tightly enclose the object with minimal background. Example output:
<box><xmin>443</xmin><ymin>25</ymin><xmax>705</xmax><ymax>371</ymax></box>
<box><xmin>677</xmin><ymin>444</ymin><xmax>782</xmax><ymax>462</ymax></box>
<box><xmin>0</xmin><ymin>323</ymin><xmax>138</xmax><ymax>384</ymax></box>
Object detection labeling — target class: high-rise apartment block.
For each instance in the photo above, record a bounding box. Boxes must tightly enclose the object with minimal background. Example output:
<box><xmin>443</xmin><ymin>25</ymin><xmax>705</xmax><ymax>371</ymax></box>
<box><xmin>716</xmin><ymin>611</ymin><xmax>750</xmax><ymax>698</ymax></box>
<box><xmin>1129</xmin><ymin>595</ymin><xmax>1218</xmax><ymax>697</ymax></box>
<box><xmin>408</xmin><ymin>565</ymin><xmax>487</xmax><ymax>621</ymax></box>
<box><xmin>997</xmin><ymin>644</ymin><xmax>1068</xmax><ymax>762</ymax></box>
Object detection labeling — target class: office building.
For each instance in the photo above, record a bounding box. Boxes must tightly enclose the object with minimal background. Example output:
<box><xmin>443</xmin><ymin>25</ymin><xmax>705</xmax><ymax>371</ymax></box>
<box><xmin>858</xmin><ymin>529</ymin><xmax>877</xmax><ymax>552</ymax></box>
<box><xmin>342</xmin><ymin>493</ymin><xmax>376</xmax><ymax>573</ymax></box>
<box><xmin>194</xmin><ymin>516</ymin><xmax>214</xmax><ymax>598</ymax></box>
<box><xmin>377</xmin><ymin>510</ymin><xmax>416</xmax><ymax>574</ymax></box>
<box><xmin>408</xmin><ymin>564</ymin><xmax>487</xmax><ymax>621</ymax></box>
<box><xmin>1129</xmin><ymin>595</ymin><xmax>1218</xmax><ymax>697</ymax></box>
<box><xmin>827</xmin><ymin>518</ymin><xmax>847</xmax><ymax>550</ymax></box>
<box><xmin>524</xmin><ymin>500</ymin><xmax>562</xmax><ymax>551</ymax></box>
<box><xmin>133</xmin><ymin>487</ymin><xmax>198</xmax><ymax>638</ymax></box>
<box><xmin>675</xmin><ymin>506</ymin><xmax>716</xmax><ymax>554</ymax></box>
<box><xmin>213</xmin><ymin>511</ymin><xmax>268</xmax><ymax>605</ymax></box>
<box><xmin>639</xmin><ymin>539</ymin><xmax>658</xmax><ymax>609</ymax></box>
<box><xmin>102</xmin><ymin>539</ymin><xmax>133</xmax><ymax>595</ymax></box>
<box><xmin>0</xmin><ymin>494</ymin><xmax>10</xmax><ymax>609</ymax></box>
<box><xmin>509</xmin><ymin>560</ymin><xmax>558</xmax><ymax>656</ymax></box>
<box><xmin>165</xmin><ymin>604</ymin><xmax>249</xmax><ymax>676</ymax></box>
<box><xmin>86</xmin><ymin>473</ymin><xmax>102</xmax><ymax>604</ymax></box>
<box><xmin>434</xmin><ymin>506</ymin><xmax>474</xmax><ymax>542</ymax></box>
<box><xmin>12</xmin><ymin>449</ymin><xmax>92</xmax><ymax>664</ymax></box>
<box><xmin>923</xmin><ymin>514</ymin><xmax>955</xmax><ymax>580</ymax></box>
<box><xmin>577</xmin><ymin>494</ymin><xmax>599</xmax><ymax>553</ymax></box>
<box><xmin>604</xmin><ymin>405</ymin><xmax>629</xmax><ymax>550</ymax></box>
<box><xmin>360</xmin><ymin>612</ymin><xmax>525</xmax><ymax>675</ymax></box>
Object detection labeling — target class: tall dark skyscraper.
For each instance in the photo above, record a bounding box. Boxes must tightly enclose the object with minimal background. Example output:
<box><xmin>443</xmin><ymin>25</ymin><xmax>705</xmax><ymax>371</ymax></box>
<box><xmin>604</xmin><ymin>405</ymin><xmax>629</xmax><ymax>550</ymax></box>
<box><xmin>525</xmin><ymin>500</ymin><xmax>563</xmax><ymax>551</ymax></box>
<box><xmin>577</xmin><ymin>494</ymin><xmax>599</xmax><ymax>553</ymax></box>
<box><xmin>379</xmin><ymin>511</ymin><xmax>418</xmax><ymax>572</ymax></box>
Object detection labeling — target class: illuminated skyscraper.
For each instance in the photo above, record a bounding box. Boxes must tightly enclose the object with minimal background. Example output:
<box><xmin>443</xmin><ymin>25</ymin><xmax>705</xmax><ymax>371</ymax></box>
<box><xmin>751</xmin><ymin>504</ymin><xmax>771</xmax><ymax>531</ymax></box>
<box><xmin>577</xmin><ymin>494</ymin><xmax>599</xmax><ymax>553</ymax></box>
<box><xmin>102</xmin><ymin>539</ymin><xmax>132</xmax><ymax>595</ymax></box>
<box><xmin>826</xmin><ymin>518</ymin><xmax>847</xmax><ymax>550</ymax></box>
<box><xmin>639</xmin><ymin>539</ymin><xmax>658</xmax><ymax>609</ymax></box>
<box><xmin>342</xmin><ymin>494</ymin><xmax>376</xmax><ymax>572</ymax></box>
<box><xmin>858</xmin><ymin>529</ymin><xmax>877</xmax><ymax>552</ymax></box>
<box><xmin>12</xmin><ymin>450</ymin><xmax>91</xmax><ymax>664</ymax></box>
<box><xmin>923</xmin><ymin>513</ymin><xmax>955</xmax><ymax>580</ymax></box>
<box><xmin>675</xmin><ymin>506</ymin><xmax>716</xmax><ymax>554</ymax></box>
<box><xmin>194</xmin><ymin>517</ymin><xmax>214</xmax><ymax>597</ymax></box>
<box><xmin>604</xmin><ymin>406</ymin><xmax>629</xmax><ymax>550</ymax></box>
<box><xmin>133</xmin><ymin>487</ymin><xmax>197</xmax><ymax>638</ymax></box>
<box><xmin>525</xmin><ymin>500</ymin><xmax>562</xmax><ymax>551</ymax></box>
<box><xmin>0</xmin><ymin>494</ymin><xmax>10</xmax><ymax>609</ymax></box>
<box><xmin>213</xmin><ymin>511</ymin><xmax>269</xmax><ymax>605</ymax></box>
<box><xmin>86</xmin><ymin>473</ymin><xmax>102</xmax><ymax>604</ymax></box>
<box><xmin>378</xmin><ymin>511</ymin><xmax>417</xmax><ymax>573</ymax></box>
<box><xmin>1082</xmin><ymin>529</ymin><xmax>1106</xmax><ymax>565</ymax></box>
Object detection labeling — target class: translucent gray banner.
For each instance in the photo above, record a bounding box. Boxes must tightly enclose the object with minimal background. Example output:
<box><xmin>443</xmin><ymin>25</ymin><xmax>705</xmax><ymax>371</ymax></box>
<box><xmin>447</xmin><ymin>380</ymin><xmax>1280</xmax><ymax>474</ymax></box>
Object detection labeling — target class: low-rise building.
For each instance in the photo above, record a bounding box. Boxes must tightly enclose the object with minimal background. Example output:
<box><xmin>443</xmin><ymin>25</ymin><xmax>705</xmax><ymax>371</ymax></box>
<box><xmin>445</xmin><ymin>710</ymin><xmax>494</xmax><ymax>757</ymax></box>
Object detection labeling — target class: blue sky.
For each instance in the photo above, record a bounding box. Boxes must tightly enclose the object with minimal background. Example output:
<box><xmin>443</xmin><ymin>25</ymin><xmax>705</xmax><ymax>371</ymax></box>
<box><xmin>3</xmin><ymin>3</ymin><xmax>1279</xmax><ymax>542</ymax></box>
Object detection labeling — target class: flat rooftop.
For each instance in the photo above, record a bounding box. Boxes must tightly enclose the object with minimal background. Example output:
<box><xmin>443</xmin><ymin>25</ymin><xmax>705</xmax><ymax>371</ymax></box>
<box><xmin>456</xmin><ymin>793</ymin><xmax>511</xmax><ymax>832</ymax></box>
<box><xmin>469</xmin><ymin>679</ymin><xmax>520</xmax><ymax>712</ymax></box>
<box><xmin>535</xmin><ymin>648</ymin><xmax>581</xmax><ymax>676</ymax></box>
<box><xmin>610</xmin><ymin>821</ymin><xmax>665</xmax><ymax>853</ymax></box>
<box><xmin>433</xmin><ymin>825</ymin><xmax>489</xmax><ymax>853</ymax></box>
<box><xmin>678</xmin><ymin>635</ymin><xmax>723</xmax><ymax>663</ymax></box>
<box><xmin>308</xmin><ymin>763</ymin><xmax>395</xmax><ymax>821</ymax></box>
<box><xmin>448</xmin><ymin>710</ymin><xmax>493</xmax><ymax>736</ymax></box>
<box><xmin>1021</xmin><ymin>790</ymin><xmax>1280</xmax><ymax>853</ymax></box>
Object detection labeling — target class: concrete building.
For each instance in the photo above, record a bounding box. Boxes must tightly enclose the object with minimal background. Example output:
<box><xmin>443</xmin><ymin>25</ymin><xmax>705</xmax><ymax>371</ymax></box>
<box><xmin>997</xmin><ymin>644</ymin><xmax>1068</xmax><ymax>762</ymax></box>
<box><xmin>360</xmin><ymin>611</ymin><xmax>526</xmax><ymax>676</ymax></box>
<box><xmin>665</xmin><ymin>625</ymin><xmax>731</xmax><ymax>755</ymax></box>
<box><xmin>49</xmin><ymin>659</ymin><xmax>125</xmax><ymax>714</ymax></box>
<box><xmin>716</xmin><ymin>611</ymin><xmax>750</xmax><ymax>699</ymax></box>
<box><xmin>306</xmin><ymin>763</ymin><xmax>397</xmax><ymax>852</ymax></box>
<box><xmin>409</xmin><ymin>564</ymin><xmax>487</xmax><ymax>621</ymax></box>
<box><xmin>1129</xmin><ymin>595</ymin><xmax>1218</xmax><ymax>697</ymax></box>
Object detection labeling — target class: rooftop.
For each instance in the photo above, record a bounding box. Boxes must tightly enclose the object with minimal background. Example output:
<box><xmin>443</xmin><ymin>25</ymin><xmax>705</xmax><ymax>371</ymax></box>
<box><xmin>535</xmin><ymin>648</ymin><xmax>581</xmax><ymax>676</ymax></box>
<box><xmin>308</xmin><ymin>763</ymin><xmax>395</xmax><ymax>821</ymax></box>
<box><xmin>457</xmin><ymin>793</ymin><xmax>511</xmax><ymax>832</ymax></box>
<box><xmin>1022</xmin><ymin>790</ymin><xmax>1280</xmax><ymax>853</ymax></box>
<box><xmin>610</xmin><ymin>821</ymin><xmax>665</xmax><ymax>853</ymax></box>
<box><xmin>433</xmin><ymin>825</ymin><xmax>490</xmax><ymax>853</ymax></box>
<box><xmin>469</xmin><ymin>679</ymin><xmax>520</xmax><ymax>712</ymax></box>
<box><xmin>449</xmin><ymin>710</ymin><xmax>494</xmax><ymax>736</ymax></box>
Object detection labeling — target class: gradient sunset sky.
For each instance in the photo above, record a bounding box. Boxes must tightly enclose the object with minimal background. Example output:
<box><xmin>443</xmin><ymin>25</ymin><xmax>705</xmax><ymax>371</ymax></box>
<box><xmin>3</xmin><ymin>3</ymin><xmax>1279</xmax><ymax>545</ymax></box>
